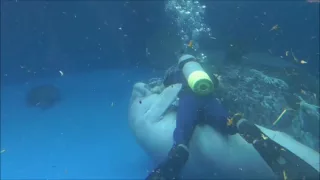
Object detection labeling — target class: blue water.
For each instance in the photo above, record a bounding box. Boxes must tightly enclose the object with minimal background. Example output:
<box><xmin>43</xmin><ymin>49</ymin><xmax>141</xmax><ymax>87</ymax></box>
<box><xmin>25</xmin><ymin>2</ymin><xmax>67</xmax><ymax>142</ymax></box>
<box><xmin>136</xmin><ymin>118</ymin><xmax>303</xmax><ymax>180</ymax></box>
<box><xmin>1</xmin><ymin>69</ymin><xmax>161</xmax><ymax>179</ymax></box>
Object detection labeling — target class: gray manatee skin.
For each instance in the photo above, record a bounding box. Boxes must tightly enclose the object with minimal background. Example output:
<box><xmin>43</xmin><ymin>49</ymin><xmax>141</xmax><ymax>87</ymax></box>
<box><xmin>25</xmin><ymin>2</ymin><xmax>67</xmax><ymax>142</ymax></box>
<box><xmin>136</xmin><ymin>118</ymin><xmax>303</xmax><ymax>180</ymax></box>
<box><xmin>26</xmin><ymin>85</ymin><xmax>61</xmax><ymax>110</ymax></box>
<box><xmin>128</xmin><ymin>82</ymin><xmax>319</xmax><ymax>179</ymax></box>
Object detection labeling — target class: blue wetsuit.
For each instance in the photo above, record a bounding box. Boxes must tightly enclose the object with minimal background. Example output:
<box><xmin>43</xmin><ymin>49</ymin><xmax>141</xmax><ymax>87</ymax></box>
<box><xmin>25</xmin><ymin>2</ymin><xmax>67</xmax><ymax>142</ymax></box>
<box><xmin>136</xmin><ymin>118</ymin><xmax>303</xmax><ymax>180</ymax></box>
<box><xmin>163</xmin><ymin>67</ymin><xmax>237</xmax><ymax>146</ymax></box>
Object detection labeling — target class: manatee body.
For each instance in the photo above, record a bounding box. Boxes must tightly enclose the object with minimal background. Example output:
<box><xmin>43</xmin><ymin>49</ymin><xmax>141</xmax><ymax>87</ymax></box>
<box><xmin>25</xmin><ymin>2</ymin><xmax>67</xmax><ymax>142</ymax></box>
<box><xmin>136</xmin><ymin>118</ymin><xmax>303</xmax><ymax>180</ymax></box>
<box><xmin>26</xmin><ymin>85</ymin><xmax>61</xmax><ymax>110</ymax></box>
<box><xmin>128</xmin><ymin>82</ymin><xmax>319</xmax><ymax>179</ymax></box>
<box><xmin>128</xmin><ymin>83</ymin><xmax>273</xmax><ymax>178</ymax></box>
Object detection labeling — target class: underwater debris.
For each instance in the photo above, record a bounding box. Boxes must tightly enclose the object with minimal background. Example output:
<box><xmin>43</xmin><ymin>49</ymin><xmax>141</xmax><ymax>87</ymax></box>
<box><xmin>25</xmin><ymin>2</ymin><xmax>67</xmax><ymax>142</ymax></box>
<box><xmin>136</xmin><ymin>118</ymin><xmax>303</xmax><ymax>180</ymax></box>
<box><xmin>300</xmin><ymin>60</ymin><xmax>308</xmax><ymax>64</ymax></box>
<box><xmin>273</xmin><ymin>108</ymin><xmax>294</xmax><ymax>126</ymax></box>
<box><xmin>269</xmin><ymin>24</ymin><xmax>280</xmax><ymax>31</ymax></box>
<box><xmin>285</xmin><ymin>51</ymin><xmax>290</xmax><ymax>57</ymax></box>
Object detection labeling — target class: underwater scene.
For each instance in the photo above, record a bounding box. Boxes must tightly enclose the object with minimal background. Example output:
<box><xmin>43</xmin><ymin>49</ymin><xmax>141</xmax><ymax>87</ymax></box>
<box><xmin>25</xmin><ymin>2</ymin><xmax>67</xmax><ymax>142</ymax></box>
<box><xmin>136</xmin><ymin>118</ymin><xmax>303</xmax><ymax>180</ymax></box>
<box><xmin>1</xmin><ymin>0</ymin><xmax>319</xmax><ymax>179</ymax></box>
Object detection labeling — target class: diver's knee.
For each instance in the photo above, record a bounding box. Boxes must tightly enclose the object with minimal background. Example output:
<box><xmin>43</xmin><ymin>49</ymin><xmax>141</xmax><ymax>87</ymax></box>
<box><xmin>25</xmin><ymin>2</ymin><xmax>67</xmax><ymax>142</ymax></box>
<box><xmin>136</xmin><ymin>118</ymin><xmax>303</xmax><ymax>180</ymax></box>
<box><xmin>177</xmin><ymin>144</ymin><xmax>189</xmax><ymax>152</ymax></box>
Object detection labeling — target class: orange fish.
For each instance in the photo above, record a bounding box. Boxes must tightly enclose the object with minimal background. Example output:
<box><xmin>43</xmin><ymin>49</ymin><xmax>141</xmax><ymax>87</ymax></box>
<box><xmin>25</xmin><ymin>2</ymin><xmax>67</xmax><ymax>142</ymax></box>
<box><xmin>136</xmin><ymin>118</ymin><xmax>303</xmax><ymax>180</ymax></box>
<box><xmin>188</xmin><ymin>40</ymin><xmax>193</xmax><ymax>48</ymax></box>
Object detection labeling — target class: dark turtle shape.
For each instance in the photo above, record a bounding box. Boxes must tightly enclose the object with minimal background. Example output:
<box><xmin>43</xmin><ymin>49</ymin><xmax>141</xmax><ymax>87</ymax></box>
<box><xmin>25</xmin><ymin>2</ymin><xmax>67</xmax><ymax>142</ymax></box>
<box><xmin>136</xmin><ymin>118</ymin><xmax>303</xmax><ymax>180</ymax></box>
<box><xmin>26</xmin><ymin>84</ymin><xmax>61</xmax><ymax>110</ymax></box>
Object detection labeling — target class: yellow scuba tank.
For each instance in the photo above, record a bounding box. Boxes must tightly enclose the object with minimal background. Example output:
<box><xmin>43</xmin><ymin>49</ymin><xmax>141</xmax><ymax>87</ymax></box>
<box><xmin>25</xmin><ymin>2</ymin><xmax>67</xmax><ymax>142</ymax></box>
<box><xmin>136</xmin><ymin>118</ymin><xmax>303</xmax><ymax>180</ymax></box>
<box><xmin>178</xmin><ymin>54</ymin><xmax>215</xmax><ymax>95</ymax></box>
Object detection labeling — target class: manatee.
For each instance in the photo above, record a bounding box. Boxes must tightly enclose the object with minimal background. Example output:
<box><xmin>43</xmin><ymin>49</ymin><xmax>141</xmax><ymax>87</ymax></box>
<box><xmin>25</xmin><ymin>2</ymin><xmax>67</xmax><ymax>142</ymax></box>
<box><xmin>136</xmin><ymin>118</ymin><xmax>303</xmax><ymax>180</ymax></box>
<box><xmin>26</xmin><ymin>84</ymin><xmax>61</xmax><ymax>110</ymax></box>
<box><xmin>128</xmin><ymin>82</ymin><xmax>319</xmax><ymax>179</ymax></box>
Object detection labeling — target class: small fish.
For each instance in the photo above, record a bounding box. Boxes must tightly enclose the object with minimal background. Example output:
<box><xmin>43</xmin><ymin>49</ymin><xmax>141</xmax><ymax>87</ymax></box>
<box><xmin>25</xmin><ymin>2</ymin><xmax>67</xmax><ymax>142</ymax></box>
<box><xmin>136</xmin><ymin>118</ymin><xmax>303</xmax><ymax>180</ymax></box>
<box><xmin>301</xmin><ymin>89</ymin><xmax>307</xmax><ymax>95</ymax></box>
<box><xmin>300</xmin><ymin>60</ymin><xmax>307</xmax><ymax>64</ymax></box>
<box><xmin>269</xmin><ymin>24</ymin><xmax>279</xmax><ymax>31</ymax></box>
<box><xmin>0</xmin><ymin>149</ymin><xmax>5</xmax><ymax>154</ymax></box>
<box><xmin>188</xmin><ymin>40</ymin><xmax>193</xmax><ymax>48</ymax></box>
<box><xmin>59</xmin><ymin>70</ymin><xmax>64</xmax><ymax>76</ymax></box>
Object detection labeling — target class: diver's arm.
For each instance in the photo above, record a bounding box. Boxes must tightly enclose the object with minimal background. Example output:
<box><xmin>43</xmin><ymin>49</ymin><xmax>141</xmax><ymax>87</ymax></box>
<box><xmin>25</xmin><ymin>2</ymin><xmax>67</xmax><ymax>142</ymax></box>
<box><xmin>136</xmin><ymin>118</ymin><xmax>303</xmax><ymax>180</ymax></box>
<box><xmin>163</xmin><ymin>65</ymin><xmax>182</xmax><ymax>87</ymax></box>
<box><xmin>234</xmin><ymin>119</ymin><xmax>319</xmax><ymax>180</ymax></box>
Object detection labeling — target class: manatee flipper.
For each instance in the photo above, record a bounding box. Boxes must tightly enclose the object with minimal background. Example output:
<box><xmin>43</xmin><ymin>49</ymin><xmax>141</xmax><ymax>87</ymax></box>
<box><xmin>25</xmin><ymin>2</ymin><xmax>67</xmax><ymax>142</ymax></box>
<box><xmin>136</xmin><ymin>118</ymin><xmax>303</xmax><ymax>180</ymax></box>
<box><xmin>257</xmin><ymin>125</ymin><xmax>320</xmax><ymax>172</ymax></box>
<box><xmin>144</xmin><ymin>84</ymin><xmax>182</xmax><ymax>123</ymax></box>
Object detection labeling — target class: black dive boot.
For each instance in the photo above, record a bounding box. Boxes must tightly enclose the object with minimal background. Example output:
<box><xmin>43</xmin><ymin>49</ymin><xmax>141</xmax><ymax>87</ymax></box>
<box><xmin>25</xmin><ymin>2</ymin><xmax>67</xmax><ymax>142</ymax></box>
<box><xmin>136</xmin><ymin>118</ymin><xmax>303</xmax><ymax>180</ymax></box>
<box><xmin>146</xmin><ymin>144</ymin><xmax>189</xmax><ymax>180</ymax></box>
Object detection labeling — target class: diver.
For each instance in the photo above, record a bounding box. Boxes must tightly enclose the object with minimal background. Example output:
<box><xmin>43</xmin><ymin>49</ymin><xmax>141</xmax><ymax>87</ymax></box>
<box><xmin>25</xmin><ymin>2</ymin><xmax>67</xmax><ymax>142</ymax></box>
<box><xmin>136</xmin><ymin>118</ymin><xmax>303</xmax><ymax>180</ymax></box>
<box><xmin>146</xmin><ymin>54</ymin><xmax>238</xmax><ymax>180</ymax></box>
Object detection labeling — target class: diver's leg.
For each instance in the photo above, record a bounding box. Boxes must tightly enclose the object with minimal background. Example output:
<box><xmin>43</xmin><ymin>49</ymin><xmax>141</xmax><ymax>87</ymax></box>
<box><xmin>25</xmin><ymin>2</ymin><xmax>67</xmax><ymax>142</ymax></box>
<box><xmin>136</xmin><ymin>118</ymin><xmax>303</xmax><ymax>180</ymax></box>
<box><xmin>204</xmin><ymin>97</ymin><xmax>237</xmax><ymax>135</ymax></box>
<box><xmin>146</xmin><ymin>91</ymin><xmax>199</xmax><ymax>180</ymax></box>
<box><xmin>173</xmin><ymin>92</ymin><xmax>200</xmax><ymax>146</ymax></box>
